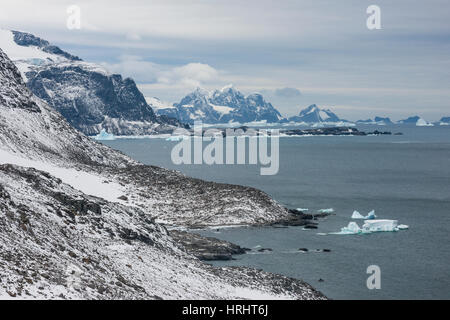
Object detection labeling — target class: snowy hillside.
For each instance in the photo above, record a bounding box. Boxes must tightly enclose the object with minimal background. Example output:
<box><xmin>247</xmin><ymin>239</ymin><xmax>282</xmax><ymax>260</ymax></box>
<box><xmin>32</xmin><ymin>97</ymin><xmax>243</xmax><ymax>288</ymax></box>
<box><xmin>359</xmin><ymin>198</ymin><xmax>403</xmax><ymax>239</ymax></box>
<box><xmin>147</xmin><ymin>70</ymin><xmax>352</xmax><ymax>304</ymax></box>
<box><xmin>0</xmin><ymin>47</ymin><xmax>290</xmax><ymax>227</ymax></box>
<box><xmin>0</xmin><ymin>29</ymin><xmax>183</xmax><ymax>136</ymax></box>
<box><xmin>156</xmin><ymin>85</ymin><xmax>283</xmax><ymax>124</ymax></box>
<box><xmin>0</xmin><ymin>164</ymin><xmax>324</xmax><ymax>299</ymax></box>
<box><xmin>0</xmin><ymin>46</ymin><xmax>325</xmax><ymax>300</ymax></box>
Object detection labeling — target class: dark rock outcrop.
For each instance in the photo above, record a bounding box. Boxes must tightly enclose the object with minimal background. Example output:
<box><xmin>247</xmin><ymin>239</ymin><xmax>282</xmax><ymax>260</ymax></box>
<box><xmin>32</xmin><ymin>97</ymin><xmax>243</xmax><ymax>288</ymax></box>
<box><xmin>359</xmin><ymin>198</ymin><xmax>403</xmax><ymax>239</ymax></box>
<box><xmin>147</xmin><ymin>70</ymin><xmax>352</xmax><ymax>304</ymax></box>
<box><xmin>170</xmin><ymin>230</ymin><xmax>249</xmax><ymax>261</ymax></box>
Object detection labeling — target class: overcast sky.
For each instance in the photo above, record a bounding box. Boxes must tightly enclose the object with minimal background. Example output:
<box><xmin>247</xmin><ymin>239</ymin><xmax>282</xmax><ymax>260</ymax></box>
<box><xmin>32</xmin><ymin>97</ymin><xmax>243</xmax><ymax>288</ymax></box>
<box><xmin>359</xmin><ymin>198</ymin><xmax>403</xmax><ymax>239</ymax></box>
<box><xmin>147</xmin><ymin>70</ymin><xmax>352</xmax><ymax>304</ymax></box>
<box><xmin>1</xmin><ymin>0</ymin><xmax>449</xmax><ymax>120</ymax></box>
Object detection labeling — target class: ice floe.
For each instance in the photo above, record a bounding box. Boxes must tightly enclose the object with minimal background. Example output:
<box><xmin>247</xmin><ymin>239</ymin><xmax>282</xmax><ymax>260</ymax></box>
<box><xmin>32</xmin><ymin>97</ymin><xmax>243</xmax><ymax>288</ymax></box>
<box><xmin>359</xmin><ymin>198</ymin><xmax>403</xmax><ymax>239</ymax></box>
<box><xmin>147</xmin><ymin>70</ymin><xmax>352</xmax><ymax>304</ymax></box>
<box><xmin>318</xmin><ymin>208</ymin><xmax>334</xmax><ymax>213</ymax></box>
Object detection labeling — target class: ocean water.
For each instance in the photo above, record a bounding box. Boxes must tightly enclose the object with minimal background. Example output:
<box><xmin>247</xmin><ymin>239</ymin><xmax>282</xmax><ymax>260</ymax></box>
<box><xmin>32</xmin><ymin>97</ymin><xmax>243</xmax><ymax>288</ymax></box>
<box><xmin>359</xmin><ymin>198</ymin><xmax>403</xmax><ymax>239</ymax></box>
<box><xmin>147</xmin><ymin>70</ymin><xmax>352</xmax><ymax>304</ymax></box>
<box><xmin>102</xmin><ymin>125</ymin><xmax>450</xmax><ymax>299</ymax></box>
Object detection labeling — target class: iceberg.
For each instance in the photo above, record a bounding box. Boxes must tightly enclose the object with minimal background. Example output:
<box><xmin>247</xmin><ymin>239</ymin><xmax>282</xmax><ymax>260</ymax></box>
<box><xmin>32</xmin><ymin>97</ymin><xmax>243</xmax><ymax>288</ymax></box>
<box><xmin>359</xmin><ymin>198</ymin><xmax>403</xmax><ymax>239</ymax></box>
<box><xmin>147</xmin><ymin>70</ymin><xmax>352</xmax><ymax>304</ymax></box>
<box><xmin>362</xmin><ymin>219</ymin><xmax>398</xmax><ymax>232</ymax></box>
<box><xmin>296</xmin><ymin>208</ymin><xmax>309</xmax><ymax>212</ymax></box>
<box><xmin>331</xmin><ymin>219</ymin><xmax>407</xmax><ymax>235</ymax></box>
<box><xmin>318</xmin><ymin>208</ymin><xmax>334</xmax><ymax>213</ymax></box>
<box><xmin>93</xmin><ymin>129</ymin><xmax>115</xmax><ymax>141</ymax></box>
<box><xmin>340</xmin><ymin>222</ymin><xmax>362</xmax><ymax>234</ymax></box>
<box><xmin>351</xmin><ymin>210</ymin><xmax>365</xmax><ymax>219</ymax></box>
<box><xmin>330</xmin><ymin>222</ymin><xmax>368</xmax><ymax>235</ymax></box>
<box><xmin>366</xmin><ymin>210</ymin><xmax>376</xmax><ymax>219</ymax></box>
<box><xmin>416</xmin><ymin>118</ymin><xmax>434</xmax><ymax>127</ymax></box>
<box><xmin>351</xmin><ymin>209</ymin><xmax>376</xmax><ymax>219</ymax></box>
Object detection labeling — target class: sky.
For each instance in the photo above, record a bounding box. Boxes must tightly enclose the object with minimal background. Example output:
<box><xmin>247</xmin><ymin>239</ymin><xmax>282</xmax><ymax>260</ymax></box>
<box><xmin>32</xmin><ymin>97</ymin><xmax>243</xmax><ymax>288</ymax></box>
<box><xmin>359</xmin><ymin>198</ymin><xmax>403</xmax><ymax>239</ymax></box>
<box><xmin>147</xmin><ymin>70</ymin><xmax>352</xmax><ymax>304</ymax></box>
<box><xmin>1</xmin><ymin>0</ymin><xmax>449</xmax><ymax>121</ymax></box>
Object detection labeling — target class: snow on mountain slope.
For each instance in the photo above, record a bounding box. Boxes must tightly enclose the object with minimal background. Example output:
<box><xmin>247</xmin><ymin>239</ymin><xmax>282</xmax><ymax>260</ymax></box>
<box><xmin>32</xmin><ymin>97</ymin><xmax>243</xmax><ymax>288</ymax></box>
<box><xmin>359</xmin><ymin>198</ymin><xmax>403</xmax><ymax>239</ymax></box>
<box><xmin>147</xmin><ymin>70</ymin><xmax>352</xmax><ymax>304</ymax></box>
<box><xmin>0</xmin><ymin>48</ymin><xmax>133</xmax><ymax>168</ymax></box>
<box><xmin>157</xmin><ymin>85</ymin><xmax>283</xmax><ymax>124</ymax></box>
<box><xmin>0</xmin><ymin>29</ymin><xmax>183</xmax><ymax>136</ymax></box>
<box><xmin>0</xmin><ymin>164</ymin><xmax>324</xmax><ymax>299</ymax></box>
<box><xmin>397</xmin><ymin>116</ymin><xmax>420</xmax><ymax>124</ymax></box>
<box><xmin>0</xmin><ymin>47</ymin><xmax>290</xmax><ymax>227</ymax></box>
<box><xmin>0</xmin><ymin>47</ymin><xmax>326</xmax><ymax>299</ymax></box>
<box><xmin>287</xmin><ymin>104</ymin><xmax>343</xmax><ymax>123</ymax></box>
<box><xmin>356</xmin><ymin>117</ymin><xmax>393</xmax><ymax>125</ymax></box>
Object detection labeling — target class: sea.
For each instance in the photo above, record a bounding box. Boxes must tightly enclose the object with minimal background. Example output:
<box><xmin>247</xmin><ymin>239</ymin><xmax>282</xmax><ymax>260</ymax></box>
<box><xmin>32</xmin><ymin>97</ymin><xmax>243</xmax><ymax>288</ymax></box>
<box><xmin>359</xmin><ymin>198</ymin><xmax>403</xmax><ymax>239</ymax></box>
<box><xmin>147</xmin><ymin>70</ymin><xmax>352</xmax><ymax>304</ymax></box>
<box><xmin>102</xmin><ymin>124</ymin><xmax>450</xmax><ymax>300</ymax></box>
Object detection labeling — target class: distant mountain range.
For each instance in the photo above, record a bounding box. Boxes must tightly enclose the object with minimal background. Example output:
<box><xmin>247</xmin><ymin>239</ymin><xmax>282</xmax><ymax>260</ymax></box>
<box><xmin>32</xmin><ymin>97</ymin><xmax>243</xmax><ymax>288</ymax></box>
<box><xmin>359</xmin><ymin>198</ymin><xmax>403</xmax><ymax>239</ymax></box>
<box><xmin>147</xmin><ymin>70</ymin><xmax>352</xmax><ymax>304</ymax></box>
<box><xmin>283</xmin><ymin>104</ymin><xmax>344</xmax><ymax>123</ymax></box>
<box><xmin>0</xmin><ymin>29</ymin><xmax>447</xmax><ymax>131</ymax></box>
<box><xmin>356</xmin><ymin>117</ymin><xmax>394</xmax><ymax>125</ymax></box>
<box><xmin>152</xmin><ymin>85</ymin><xmax>283</xmax><ymax>125</ymax></box>
<box><xmin>0</xmin><ymin>29</ymin><xmax>185</xmax><ymax>135</ymax></box>
<box><xmin>151</xmin><ymin>93</ymin><xmax>449</xmax><ymax>127</ymax></box>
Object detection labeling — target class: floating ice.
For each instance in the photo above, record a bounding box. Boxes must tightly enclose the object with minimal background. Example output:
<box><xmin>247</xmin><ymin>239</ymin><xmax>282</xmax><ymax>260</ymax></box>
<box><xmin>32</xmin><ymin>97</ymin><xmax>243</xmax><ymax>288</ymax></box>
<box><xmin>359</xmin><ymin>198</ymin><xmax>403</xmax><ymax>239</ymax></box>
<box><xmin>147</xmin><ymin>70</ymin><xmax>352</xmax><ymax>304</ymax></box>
<box><xmin>296</xmin><ymin>208</ymin><xmax>309</xmax><ymax>212</ymax></box>
<box><xmin>331</xmin><ymin>219</ymin><xmax>407</xmax><ymax>235</ymax></box>
<box><xmin>351</xmin><ymin>211</ymin><xmax>365</xmax><ymax>219</ymax></box>
<box><xmin>366</xmin><ymin>210</ymin><xmax>376</xmax><ymax>219</ymax></box>
<box><xmin>331</xmin><ymin>222</ymin><xmax>366</xmax><ymax>235</ymax></box>
<box><xmin>166</xmin><ymin>135</ymin><xmax>189</xmax><ymax>142</ymax></box>
<box><xmin>351</xmin><ymin>210</ymin><xmax>376</xmax><ymax>219</ymax></box>
<box><xmin>93</xmin><ymin>129</ymin><xmax>115</xmax><ymax>141</ymax></box>
<box><xmin>318</xmin><ymin>208</ymin><xmax>334</xmax><ymax>213</ymax></box>
<box><xmin>362</xmin><ymin>219</ymin><xmax>398</xmax><ymax>232</ymax></box>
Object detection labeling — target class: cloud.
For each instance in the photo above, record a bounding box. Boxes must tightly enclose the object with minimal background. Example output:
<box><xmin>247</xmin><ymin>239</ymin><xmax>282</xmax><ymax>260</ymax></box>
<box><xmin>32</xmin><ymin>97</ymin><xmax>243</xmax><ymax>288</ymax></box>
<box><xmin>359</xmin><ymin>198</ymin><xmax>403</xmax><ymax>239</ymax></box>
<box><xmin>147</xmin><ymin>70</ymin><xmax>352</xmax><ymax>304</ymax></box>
<box><xmin>3</xmin><ymin>0</ymin><xmax>448</xmax><ymax>119</ymax></box>
<box><xmin>101</xmin><ymin>55</ymin><xmax>160</xmax><ymax>83</ymax></box>
<box><xmin>103</xmin><ymin>57</ymin><xmax>220</xmax><ymax>88</ymax></box>
<box><xmin>158</xmin><ymin>63</ymin><xmax>219</xmax><ymax>87</ymax></box>
<box><xmin>274</xmin><ymin>87</ymin><xmax>301</xmax><ymax>98</ymax></box>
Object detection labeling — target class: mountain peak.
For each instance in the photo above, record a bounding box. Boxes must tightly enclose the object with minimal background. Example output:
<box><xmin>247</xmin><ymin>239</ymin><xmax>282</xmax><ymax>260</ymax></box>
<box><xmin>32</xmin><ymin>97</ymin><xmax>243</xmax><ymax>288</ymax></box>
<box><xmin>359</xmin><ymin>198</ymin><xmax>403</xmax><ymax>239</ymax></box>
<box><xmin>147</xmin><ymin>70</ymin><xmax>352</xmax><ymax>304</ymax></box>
<box><xmin>220</xmin><ymin>84</ymin><xmax>236</xmax><ymax>92</ymax></box>
<box><xmin>289</xmin><ymin>104</ymin><xmax>341</xmax><ymax>123</ymax></box>
<box><xmin>168</xmin><ymin>86</ymin><xmax>282</xmax><ymax>124</ymax></box>
<box><xmin>192</xmin><ymin>86</ymin><xmax>210</xmax><ymax>96</ymax></box>
<box><xmin>0</xmin><ymin>29</ymin><xmax>187</xmax><ymax>135</ymax></box>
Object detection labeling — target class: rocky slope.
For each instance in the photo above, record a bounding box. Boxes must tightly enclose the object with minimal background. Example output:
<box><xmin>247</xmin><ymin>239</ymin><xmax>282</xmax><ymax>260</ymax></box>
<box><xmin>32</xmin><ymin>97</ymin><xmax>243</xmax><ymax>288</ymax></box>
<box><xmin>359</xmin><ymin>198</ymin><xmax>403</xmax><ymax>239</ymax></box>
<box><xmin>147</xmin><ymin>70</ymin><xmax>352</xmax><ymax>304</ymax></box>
<box><xmin>0</xmin><ymin>29</ymin><xmax>184</xmax><ymax>136</ymax></box>
<box><xmin>0</xmin><ymin>47</ymin><xmax>326</xmax><ymax>300</ymax></box>
<box><xmin>0</xmin><ymin>164</ymin><xmax>324</xmax><ymax>299</ymax></box>
<box><xmin>0</xmin><ymin>45</ymin><xmax>290</xmax><ymax>226</ymax></box>
<box><xmin>155</xmin><ymin>85</ymin><xmax>283</xmax><ymax>124</ymax></box>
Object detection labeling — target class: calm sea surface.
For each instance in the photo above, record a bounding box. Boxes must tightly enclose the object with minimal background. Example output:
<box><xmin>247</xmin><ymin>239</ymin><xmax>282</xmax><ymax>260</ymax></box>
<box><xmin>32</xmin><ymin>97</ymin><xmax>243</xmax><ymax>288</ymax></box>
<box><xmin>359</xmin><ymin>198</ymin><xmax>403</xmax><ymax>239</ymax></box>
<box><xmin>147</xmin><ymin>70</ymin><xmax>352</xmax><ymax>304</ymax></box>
<box><xmin>102</xmin><ymin>125</ymin><xmax>450</xmax><ymax>299</ymax></box>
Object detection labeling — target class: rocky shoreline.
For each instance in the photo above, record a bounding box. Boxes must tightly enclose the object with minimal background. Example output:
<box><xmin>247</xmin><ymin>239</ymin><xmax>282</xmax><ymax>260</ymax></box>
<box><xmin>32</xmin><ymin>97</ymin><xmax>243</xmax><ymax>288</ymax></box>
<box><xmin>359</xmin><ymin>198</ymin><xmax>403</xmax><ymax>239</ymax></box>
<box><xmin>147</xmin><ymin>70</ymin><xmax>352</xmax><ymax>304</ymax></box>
<box><xmin>177</xmin><ymin>126</ymin><xmax>397</xmax><ymax>137</ymax></box>
<box><xmin>170</xmin><ymin>209</ymin><xmax>332</xmax><ymax>262</ymax></box>
<box><xmin>169</xmin><ymin>230</ymin><xmax>250</xmax><ymax>261</ymax></box>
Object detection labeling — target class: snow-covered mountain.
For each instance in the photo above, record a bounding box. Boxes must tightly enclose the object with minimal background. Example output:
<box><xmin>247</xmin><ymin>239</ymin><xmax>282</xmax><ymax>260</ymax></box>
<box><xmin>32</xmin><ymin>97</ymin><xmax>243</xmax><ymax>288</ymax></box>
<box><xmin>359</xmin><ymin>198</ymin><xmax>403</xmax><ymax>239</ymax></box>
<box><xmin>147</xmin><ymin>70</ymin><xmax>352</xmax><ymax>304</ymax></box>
<box><xmin>356</xmin><ymin>116</ymin><xmax>393</xmax><ymax>125</ymax></box>
<box><xmin>0</xmin><ymin>29</ymin><xmax>184</xmax><ymax>135</ymax></box>
<box><xmin>397</xmin><ymin>116</ymin><xmax>420</xmax><ymax>124</ymax></box>
<box><xmin>286</xmin><ymin>104</ymin><xmax>344</xmax><ymax>123</ymax></box>
<box><xmin>154</xmin><ymin>85</ymin><xmax>283</xmax><ymax>124</ymax></box>
<box><xmin>397</xmin><ymin>115</ymin><xmax>434</xmax><ymax>126</ymax></box>
<box><xmin>0</xmin><ymin>46</ymin><xmax>291</xmax><ymax>227</ymax></box>
<box><xmin>440</xmin><ymin>116</ymin><xmax>450</xmax><ymax>125</ymax></box>
<box><xmin>0</xmin><ymin>48</ymin><xmax>325</xmax><ymax>299</ymax></box>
